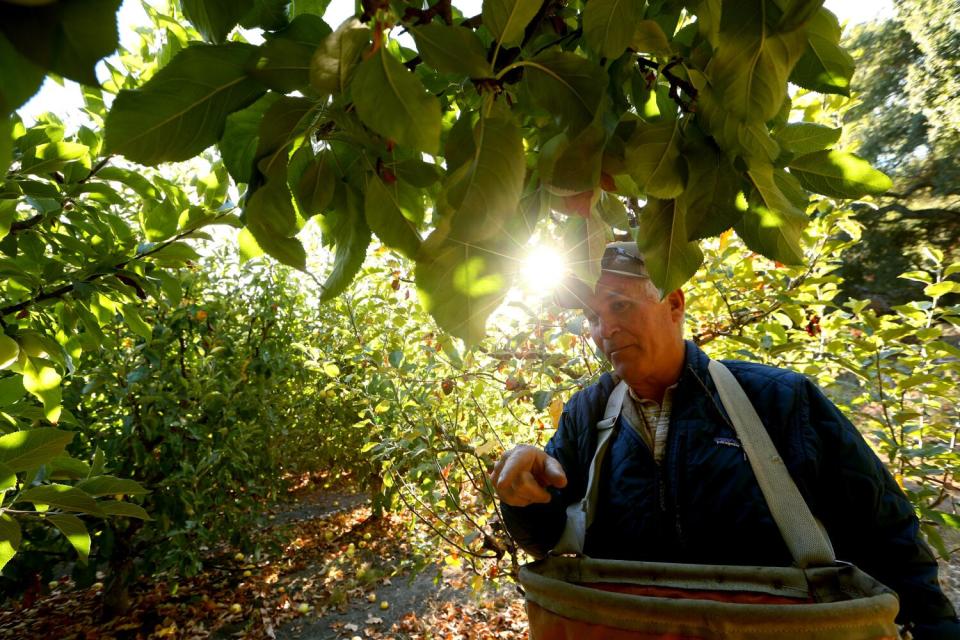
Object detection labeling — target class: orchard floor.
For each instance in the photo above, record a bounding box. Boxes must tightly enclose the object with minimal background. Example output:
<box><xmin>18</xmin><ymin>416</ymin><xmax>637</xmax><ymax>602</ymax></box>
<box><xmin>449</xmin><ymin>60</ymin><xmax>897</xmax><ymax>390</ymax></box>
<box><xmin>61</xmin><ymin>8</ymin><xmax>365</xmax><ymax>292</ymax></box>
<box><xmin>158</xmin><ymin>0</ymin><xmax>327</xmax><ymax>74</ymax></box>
<box><xmin>1</xmin><ymin>477</ymin><xmax>958</xmax><ymax>639</ymax></box>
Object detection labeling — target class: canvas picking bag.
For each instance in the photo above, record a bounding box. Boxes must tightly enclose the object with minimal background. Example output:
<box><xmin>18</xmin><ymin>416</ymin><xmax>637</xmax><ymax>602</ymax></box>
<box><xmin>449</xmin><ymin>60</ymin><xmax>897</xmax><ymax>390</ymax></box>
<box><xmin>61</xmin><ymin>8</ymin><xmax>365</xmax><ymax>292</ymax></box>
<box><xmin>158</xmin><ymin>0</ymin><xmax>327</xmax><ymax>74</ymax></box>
<box><xmin>518</xmin><ymin>360</ymin><xmax>901</xmax><ymax>639</ymax></box>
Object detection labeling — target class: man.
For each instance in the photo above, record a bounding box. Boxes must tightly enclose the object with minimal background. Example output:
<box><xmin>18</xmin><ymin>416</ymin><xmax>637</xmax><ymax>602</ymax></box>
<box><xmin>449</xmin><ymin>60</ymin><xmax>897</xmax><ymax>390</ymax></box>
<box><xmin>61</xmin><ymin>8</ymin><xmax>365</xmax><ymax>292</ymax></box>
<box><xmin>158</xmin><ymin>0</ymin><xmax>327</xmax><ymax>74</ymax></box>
<box><xmin>491</xmin><ymin>241</ymin><xmax>959</xmax><ymax>637</ymax></box>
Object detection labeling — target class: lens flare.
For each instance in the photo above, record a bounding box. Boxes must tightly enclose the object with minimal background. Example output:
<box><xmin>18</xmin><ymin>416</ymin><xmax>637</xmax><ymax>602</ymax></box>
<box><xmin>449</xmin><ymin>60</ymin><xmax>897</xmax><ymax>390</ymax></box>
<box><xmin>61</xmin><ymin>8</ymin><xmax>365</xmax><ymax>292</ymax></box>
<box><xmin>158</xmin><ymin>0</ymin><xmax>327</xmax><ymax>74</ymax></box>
<box><xmin>521</xmin><ymin>245</ymin><xmax>566</xmax><ymax>296</ymax></box>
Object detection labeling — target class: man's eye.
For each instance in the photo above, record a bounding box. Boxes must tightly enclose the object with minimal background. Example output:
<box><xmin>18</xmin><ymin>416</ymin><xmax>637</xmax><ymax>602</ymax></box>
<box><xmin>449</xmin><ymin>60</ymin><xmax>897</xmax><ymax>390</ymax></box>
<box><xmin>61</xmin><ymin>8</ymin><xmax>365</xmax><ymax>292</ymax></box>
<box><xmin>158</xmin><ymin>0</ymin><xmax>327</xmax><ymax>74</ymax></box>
<box><xmin>612</xmin><ymin>301</ymin><xmax>630</xmax><ymax>312</ymax></box>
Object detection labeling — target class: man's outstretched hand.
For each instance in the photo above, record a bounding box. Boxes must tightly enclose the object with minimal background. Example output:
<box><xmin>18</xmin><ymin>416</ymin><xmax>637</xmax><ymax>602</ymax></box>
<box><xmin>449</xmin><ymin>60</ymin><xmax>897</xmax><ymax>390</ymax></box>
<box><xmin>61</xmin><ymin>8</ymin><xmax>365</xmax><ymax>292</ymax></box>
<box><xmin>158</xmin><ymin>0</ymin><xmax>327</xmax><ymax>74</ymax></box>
<box><xmin>490</xmin><ymin>445</ymin><xmax>568</xmax><ymax>507</ymax></box>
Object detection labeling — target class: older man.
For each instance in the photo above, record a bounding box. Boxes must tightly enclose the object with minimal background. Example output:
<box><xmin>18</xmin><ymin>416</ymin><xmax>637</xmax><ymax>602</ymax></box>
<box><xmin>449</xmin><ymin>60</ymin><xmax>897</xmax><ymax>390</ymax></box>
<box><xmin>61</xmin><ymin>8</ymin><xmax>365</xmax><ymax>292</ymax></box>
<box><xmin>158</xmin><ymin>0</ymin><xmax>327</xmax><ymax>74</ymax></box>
<box><xmin>491</xmin><ymin>241</ymin><xmax>958</xmax><ymax>638</ymax></box>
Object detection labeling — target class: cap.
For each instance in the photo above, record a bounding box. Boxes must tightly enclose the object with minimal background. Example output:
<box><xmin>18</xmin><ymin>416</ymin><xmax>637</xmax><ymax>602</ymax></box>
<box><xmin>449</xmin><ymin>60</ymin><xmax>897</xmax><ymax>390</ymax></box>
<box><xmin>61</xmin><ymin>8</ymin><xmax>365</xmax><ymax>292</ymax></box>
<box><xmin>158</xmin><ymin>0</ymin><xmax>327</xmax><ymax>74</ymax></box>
<box><xmin>554</xmin><ymin>241</ymin><xmax>650</xmax><ymax>308</ymax></box>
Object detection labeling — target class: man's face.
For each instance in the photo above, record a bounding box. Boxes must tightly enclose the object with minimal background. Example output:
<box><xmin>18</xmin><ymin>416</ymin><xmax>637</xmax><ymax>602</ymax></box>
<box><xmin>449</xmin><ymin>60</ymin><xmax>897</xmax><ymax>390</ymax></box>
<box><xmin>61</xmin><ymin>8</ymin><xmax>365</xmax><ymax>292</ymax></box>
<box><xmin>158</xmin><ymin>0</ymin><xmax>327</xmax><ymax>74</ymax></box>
<box><xmin>585</xmin><ymin>273</ymin><xmax>685</xmax><ymax>388</ymax></box>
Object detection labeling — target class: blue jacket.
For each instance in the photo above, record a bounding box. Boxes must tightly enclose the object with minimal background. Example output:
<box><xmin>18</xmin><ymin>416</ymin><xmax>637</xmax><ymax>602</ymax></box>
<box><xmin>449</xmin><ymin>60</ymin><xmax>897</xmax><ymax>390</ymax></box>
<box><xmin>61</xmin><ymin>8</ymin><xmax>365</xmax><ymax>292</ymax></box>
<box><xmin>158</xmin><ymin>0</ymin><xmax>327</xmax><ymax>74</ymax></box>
<box><xmin>503</xmin><ymin>341</ymin><xmax>958</xmax><ymax>636</ymax></box>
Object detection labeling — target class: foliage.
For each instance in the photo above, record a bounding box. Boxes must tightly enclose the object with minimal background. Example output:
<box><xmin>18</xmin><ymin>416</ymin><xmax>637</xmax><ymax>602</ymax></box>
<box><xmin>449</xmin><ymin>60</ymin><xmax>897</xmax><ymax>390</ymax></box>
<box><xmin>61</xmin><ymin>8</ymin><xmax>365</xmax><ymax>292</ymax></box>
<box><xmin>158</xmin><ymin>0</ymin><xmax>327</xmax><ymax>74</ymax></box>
<box><xmin>7</xmin><ymin>0</ymin><xmax>886</xmax><ymax>346</ymax></box>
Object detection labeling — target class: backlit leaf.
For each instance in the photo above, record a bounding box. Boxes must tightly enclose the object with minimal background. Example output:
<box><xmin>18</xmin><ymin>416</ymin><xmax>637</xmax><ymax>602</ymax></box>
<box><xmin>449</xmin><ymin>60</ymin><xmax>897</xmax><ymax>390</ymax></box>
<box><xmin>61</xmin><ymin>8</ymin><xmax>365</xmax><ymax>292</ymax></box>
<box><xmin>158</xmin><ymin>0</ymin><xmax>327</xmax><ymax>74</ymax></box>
<box><xmin>412</xmin><ymin>24</ymin><xmax>491</xmax><ymax>77</ymax></box>
<box><xmin>678</xmin><ymin>141</ymin><xmax>744</xmax><ymax>240</ymax></box>
<box><xmin>365</xmin><ymin>175</ymin><xmax>422</xmax><ymax>259</ymax></box>
<box><xmin>319</xmin><ymin>190</ymin><xmax>371</xmax><ymax>301</ymax></box>
<box><xmin>219</xmin><ymin>92</ymin><xmax>281</xmax><ymax>184</ymax></box>
<box><xmin>789</xmin><ymin>8</ymin><xmax>853</xmax><ymax>95</ymax></box>
<box><xmin>98</xmin><ymin>500</ymin><xmax>151</xmax><ymax>520</ymax></box>
<box><xmin>630</xmin><ymin>19</ymin><xmax>671</xmax><ymax>55</ymax></box>
<box><xmin>0</xmin><ymin>335</ymin><xmax>18</xmax><ymax>370</ymax></box>
<box><xmin>0</xmin><ymin>514</ymin><xmax>20</xmax><ymax>571</ymax></box>
<box><xmin>48</xmin><ymin>514</ymin><xmax>90</xmax><ymax>565</ymax></box>
<box><xmin>735</xmin><ymin>160</ymin><xmax>807</xmax><ymax>264</ymax></box>
<box><xmin>583</xmin><ymin>0</ymin><xmax>643</xmax><ymax>60</ymax></box>
<box><xmin>75</xmin><ymin>475</ymin><xmax>150</xmax><ymax>497</ymax></box>
<box><xmin>181</xmin><ymin>0</ymin><xmax>254</xmax><ymax>43</ymax></box>
<box><xmin>637</xmin><ymin>199</ymin><xmax>704</xmax><ymax>294</ymax></box>
<box><xmin>524</xmin><ymin>51</ymin><xmax>606</xmax><ymax>135</ymax></box>
<box><xmin>18</xmin><ymin>484</ymin><xmax>102</xmax><ymax>515</ymax></box>
<box><xmin>309</xmin><ymin>18</ymin><xmax>369</xmax><ymax>94</ymax></box>
<box><xmin>352</xmin><ymin>46</ymin><xmax>441</xmax><ymax>154</ymax></box>
<box><xmin>788</xmin><ymin>150</ymin><xmax>892</xmax><ymax>198</ymax></box>
<box><xmin>773</xmin><ymin>122</ymin><xmax>840</xmax><ymax>155</ymax></box>
<box><xmin>483</xmin><ymin>0</ymin><xmax>540</xmax><ymax>48</ymax></box>
<box><xmin>22</xmin><ymin>357</ymin><xmax>62</xmax><ymax>423</ymax></box>
<box><xmin>624</xmin><ymin>120</ymin><xmax>686</xmax><ymax>198</ymax></box>
<box><xmin>105</xmin><ymin>43</ymin><xmax>266</xmax><ymax>165</ymax></box>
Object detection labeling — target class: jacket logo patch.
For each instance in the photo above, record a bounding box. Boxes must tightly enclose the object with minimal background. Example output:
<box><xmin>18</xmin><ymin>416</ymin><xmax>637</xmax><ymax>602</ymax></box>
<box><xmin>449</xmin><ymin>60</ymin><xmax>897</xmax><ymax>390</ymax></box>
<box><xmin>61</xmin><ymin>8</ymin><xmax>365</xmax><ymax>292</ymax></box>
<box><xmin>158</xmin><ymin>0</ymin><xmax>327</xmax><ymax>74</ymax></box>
<box><xmin>714</xmin><ymin>437</ymin><xmax>741</xmax><ymax>448</ymax></box>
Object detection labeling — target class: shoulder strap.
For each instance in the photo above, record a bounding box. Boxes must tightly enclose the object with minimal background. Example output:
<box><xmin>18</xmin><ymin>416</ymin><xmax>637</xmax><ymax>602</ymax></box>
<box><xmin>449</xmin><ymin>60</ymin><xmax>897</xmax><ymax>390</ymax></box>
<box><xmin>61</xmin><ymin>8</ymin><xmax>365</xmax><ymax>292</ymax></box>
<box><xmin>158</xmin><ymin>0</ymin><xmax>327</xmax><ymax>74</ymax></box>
<box><xmin>708</xmin><ymin>359</ymin><xmax>835</xmax><ymax>568</ymax></box>
<box><xmin>551</xmin><ymin>380</ymin><xmax>627</xmax><ymax>555</ymax></box>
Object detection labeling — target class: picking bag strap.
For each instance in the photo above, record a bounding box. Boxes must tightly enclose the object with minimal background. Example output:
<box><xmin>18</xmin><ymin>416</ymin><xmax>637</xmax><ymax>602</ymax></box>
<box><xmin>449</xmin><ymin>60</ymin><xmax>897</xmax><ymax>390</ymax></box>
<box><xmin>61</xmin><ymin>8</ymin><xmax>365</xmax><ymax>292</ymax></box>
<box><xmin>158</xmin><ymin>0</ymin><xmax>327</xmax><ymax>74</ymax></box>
<box><xmin>552</xmin><ymin>380</ymin><xmax>628</xmax><ymax>555</ymax></box>
<box><xmin>708</xmin><ymin>359</ymin><xmax>835</xmax><ymax>568</ymax></box>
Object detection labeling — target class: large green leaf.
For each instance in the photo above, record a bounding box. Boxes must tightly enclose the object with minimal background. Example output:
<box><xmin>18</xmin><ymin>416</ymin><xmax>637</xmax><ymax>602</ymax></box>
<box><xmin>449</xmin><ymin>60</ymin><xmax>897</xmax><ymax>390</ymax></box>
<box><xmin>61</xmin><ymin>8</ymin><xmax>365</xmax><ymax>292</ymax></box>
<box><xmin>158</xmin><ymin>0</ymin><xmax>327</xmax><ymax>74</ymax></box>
<box><xmin>0</xmin><ymin>461</ymin><xmax>15</xmax><ymax>492</ymax></box>
<box><xmin>735</xmin><ymin>161</ymin><xmax>807</xmax><ymax>264</ymax></box>
<box><xmin>75</xmin><ymin>475</ymin><xmax>150</xmax><ymax>497</ymax></box>
<box><xmin>443</xmin><ymin>115</ymin><xmax>525</xmax><ymax>243</ymax></box>
<box><xmin>483</xmin><ymin>0</ymin><xmax>541</xmax><ymax>48</ymax></box>
<box><xmin>181</xmin><ymin>0</ymin><xmax>254</xmax><ymax>43</ymax></box>
<box><xmin>99</xmin><ymin>500</ymin><xmax>151</xmax><ymax>520</ymax></box>
<box><xmin>0</xmin><ymin>377</ymin><xmax>25</xmax><ymax>408</ymax></box>
<box><xmin>623</xmin><ymin>120</ymin><xmax>686</xmax><ymax>199</ymax></box>
<box><xmin>412</xmin><ymin>24</ymin><xmax>491</xmax><ymax>77</ymax></box>
<box><xmin>0</xmin><ymin>334</ymin><xmax>18</xmax><ymax>370</ymax></box>
<box><xmin>18</xmin><ymin>141</ymin><xmax>89</xmax><ymax>175</ymax></box>
<box><xmin>364</xmin><ymin>175</ymin><xmax>422</xmax><ymax>259</ymax></box>
<box><xmin>0</xmin><ymin>514</ymin><xmax>20</xmax><ymax>571</ymax></box>
<box><xmin>47</xmin><ymin>514</ymin><xmax>90</xmax><ymax>565</ymax></box>
<box><xmin>0</xmin><ymin>115</ymin><xmax>11</xmax><ymax>176</ymax></box>
<box><xmin>583</xmin><ymin>0</ymin><xmax>643</xmax><ymax>60</ymax></box>
<box><xmin>637</xmin><ymin>199</ymin><xmax>704</xmax><ymax>294</ymax></box>
<box><xmin>18</xmin><ymin>484</ymin><xmax>102</xmax><ymax>515</ymax></box>
<box><xmin>789</xmin><ymin>8</ymin><xmax>853</xmax><ymax>96</ymax></box>
<box><xmin>538</xmin><ymin>125</ymin><xmax>606</xmax><ymax>195</ymax></box>
<box><xmin>320</xmin><ymin>189</ymin><xmax>371</xmax><ymax>301</ymax></box>
<box><xmin>105</xmin><ymin>43</ymin><xmax>266</xmax><ymax>165</ymax></box>
<box><xmin>678</xmin><ymin>141</ymin><xmax>744</xmax><ymax>240</ymax></box>
<box><xmin>631</xmin><ymin>20</ymin><xmax>672</xmax><ymax>56</ymax></box>
<box><xmin>706</xmin><ymin>0</ymin><xmax>808</xmax><ymax>122</ymax></box>
<box><xmin>239</xmin><ymin>0</ymin><xmax>290</xmax><ymax>31</ymax></box>
<box><xmin>309</xmin><ymin>18</ymin><xmax>369</xmax><ymax>95</ymax></box>
<box><xmin>0</xmin><ymin>33</ymin><xmax>43</xmax><ymax>114</ymax></box>
<box><xmin>773</xmin><ymin>122</ymin><xmax>840</xmax><ymax>156</ymax></box>
<box><xmin>694</xmin><ymin>82</ymin><xmax>780</xmax><ymax>161</ymax></box>
<box><xmin>0</xmin><ymin>0</ymin><xmax>120</xmax><ymax>86</ymax></box>
<box><xmin>788</xmin><ymin>150</ymin><xmax>892</xmax><ymax>198</ymax></box>
<box><xmin>249</xmin><ymin>15</ymin><xmax>331</xmax><ymax>93</ymax></box>
<box><xmin>293</xmin><ymin>149</ymin><xmax>336</xmax><ymax>216</ymax></box>
<box><xmin>524</xmin><ymin>51</ymin><xmax>607</xmax><ymax>135</ymax></box>
<box><xmin>139</xmin><ymin>199</ymin><xmax>177</xmax><ymax>243</ymax></box>
<box><xmin>22</xmin><ymin>357</ymin><xmax>62</xmax><ymax>423</ymax></box>
<box><xmin>352</xmin><ymin>46</ymin><xmax>442</xmax><ymax>154</ymax></box>
<box><xmin>220</xmin><ymin>92</ymin><xmax>281</xmax><ymax>184</ymax></box>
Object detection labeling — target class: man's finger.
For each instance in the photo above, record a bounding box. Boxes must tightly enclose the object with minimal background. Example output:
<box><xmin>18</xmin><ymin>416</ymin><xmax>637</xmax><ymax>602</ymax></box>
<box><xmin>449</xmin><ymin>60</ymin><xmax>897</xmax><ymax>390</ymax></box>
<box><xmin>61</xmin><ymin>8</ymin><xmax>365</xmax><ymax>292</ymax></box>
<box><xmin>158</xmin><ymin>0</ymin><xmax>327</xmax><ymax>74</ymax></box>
<box><xmin>541</xmin><ymin>456</ymin><xmax>568</xmax><ymax>489</ymax></box>
<box><xmin>512</xmin><ymin>471</ymin><xmax>552</xmax><ymax>505</ymax></box>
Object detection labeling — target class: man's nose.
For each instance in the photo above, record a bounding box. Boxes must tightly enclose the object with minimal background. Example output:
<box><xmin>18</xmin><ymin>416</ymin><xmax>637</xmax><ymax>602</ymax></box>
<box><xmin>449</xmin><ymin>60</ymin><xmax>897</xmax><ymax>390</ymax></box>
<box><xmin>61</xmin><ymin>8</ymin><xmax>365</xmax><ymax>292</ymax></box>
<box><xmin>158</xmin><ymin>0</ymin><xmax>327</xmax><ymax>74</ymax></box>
<box><xmin>597</xmin><ymin>314</ymin><xmax>618</xmax><ymax>339</ymax></box>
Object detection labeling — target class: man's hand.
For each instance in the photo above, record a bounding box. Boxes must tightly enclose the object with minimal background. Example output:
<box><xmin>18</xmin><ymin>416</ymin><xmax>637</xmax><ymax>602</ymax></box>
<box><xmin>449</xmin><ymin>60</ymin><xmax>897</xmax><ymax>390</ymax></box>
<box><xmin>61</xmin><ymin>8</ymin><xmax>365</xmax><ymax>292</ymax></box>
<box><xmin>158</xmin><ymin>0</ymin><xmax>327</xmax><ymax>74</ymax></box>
<box><xmin>490</xmin><ymin>445</ymin><xmax>567</xmax><ymax>507</ymax></box>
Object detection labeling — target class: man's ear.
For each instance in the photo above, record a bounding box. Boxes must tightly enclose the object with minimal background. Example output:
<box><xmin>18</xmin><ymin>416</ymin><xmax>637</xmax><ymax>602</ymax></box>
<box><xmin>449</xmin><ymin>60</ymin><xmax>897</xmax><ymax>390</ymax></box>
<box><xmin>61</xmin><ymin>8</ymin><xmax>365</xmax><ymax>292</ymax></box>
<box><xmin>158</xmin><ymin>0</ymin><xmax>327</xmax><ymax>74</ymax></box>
<box><xmin>666</xmin><ymin>289</ymin><xmax>685</xmax><ymax>322</ymax></box>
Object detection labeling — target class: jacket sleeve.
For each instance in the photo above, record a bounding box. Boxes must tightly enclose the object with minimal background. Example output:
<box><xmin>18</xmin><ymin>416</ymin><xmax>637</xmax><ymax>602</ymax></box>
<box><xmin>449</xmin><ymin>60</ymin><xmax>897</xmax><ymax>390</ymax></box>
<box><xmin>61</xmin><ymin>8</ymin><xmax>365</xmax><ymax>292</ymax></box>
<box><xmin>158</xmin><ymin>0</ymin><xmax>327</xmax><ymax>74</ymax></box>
<box><xmin>800</xmin><ymin>379</ymin><xmax>959</xmax><ymax>636</ymax></box>
<box><xmin>500</xmin><ymin>388</ymin><xmax>598</xmax><ymax>558</ymax></box>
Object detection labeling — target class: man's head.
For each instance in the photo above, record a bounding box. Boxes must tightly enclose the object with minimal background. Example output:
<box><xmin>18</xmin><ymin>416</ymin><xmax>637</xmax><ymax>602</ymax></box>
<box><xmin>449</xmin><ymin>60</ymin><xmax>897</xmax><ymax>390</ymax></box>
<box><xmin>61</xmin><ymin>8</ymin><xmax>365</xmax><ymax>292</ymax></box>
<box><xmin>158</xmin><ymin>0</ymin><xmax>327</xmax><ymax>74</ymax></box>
<box><xmin>557</xmin><ymin>242</ymin><xmax>686</xmax><ymax>400</ymax></box>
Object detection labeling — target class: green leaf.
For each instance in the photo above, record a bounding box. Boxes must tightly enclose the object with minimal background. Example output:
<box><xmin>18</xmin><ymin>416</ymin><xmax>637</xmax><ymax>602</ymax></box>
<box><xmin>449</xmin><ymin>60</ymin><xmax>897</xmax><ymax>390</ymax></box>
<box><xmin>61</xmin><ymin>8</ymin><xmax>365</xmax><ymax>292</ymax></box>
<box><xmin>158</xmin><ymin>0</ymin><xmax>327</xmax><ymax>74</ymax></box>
<box><xmin>637</xmin><ymin>199</ymin><xmax>704</xmax><ymax>294</ymax></box>
<box><xmin>0</xmin><ymin>428</ymin><xmax>73</xmax><ymax>472</ymax></box>
<box><xmin>631</xmin><ymin>20</ymin><xmax>672</xmax><ymax>55</ymax></box>
<box><xmin>706</xmin><ymin>0</ymin><xmax>808</xmax><ymax>122</ymax></box>
<box><xmin>788</xmin><ymin>150</ymin><xmax>892</xmax><ymax>198</ymax></box>
<box><xmin>0</xmin><ymin>461</ymin><xmax>14</xmax><ymax>492</ymax></box>
<box><xmin>524</xmin><ymin>51</ymin><xmax>607</xmax><ymax>135</ymax></box>
<box><xmin>238</xmin><ymin>227</ymin><xmax>266</xmax><ymax>263</ymax></box>
<box><xmin>47</xmin><ymin>456</ymin><xmax>90</xmax><ymax>481</ymax></box>
<box><xmin>18</xmin><ymin>484</ymin><xmax>102</xmax><ymax>515</ymax></box>
<box><xmin>365</xmin><ymin>175</ymin><xmax>422</xmax><ymax>259</ymax></box>
<box><xmin>293</xmin><ymin>149</ymin><xmax>336</xmax><ymax>216</ymax></box>
<box><xmin>181</xmin><ymin>0</ymin><xmax>254</xmax><ymax>43</ymax></box>
<box><xmin>695</xmin><ymin>84</ymin><xmax>780</xmax><ymax>161</ymax></box>
<box><xmin>483</xmin><ymin>0</ymin><xmax>540</xmax><ymax>48</ymax></box>
<box><xmin>789</xmin><ymin>8</ymin><xmax>853</xmax><ymax>96</ymax></box>
<box><xmin>105</xmin><ymin>43</ymin><xmax>266</xmax><ymax>165</ymax></box>
<box><xmin>0</xmin><ymin>376</ymin><xmax>26</xmax><ymax>408</ymax></box>
<box><xmin>47</xmin><ymin>514</ymin><xmax>90</xmax><ymax>565</ymax></box>
<box><xmin>773</xmin><ymin>123</ymin><xmax>840</xmax><ymax>156</ymax></box>
<box><xmin>0</xmin><ymin>0</ymin><xmax>121</xmax><ymax>86</ymax></box>
<box><xmin>122</xmin><ymin>305</ymin><xmax>152</xmax><ymax>341</ymax></box>
<box><xmin>319</xmin><ymin>190</ymin><xmax>371</xmax><ymax>301</ymax></box>
<box><xmin>309</xmin><ymin>18</ymin><xmax>369</xmax><ymax>95</ymax></box>
<box><xmin>539</xmin><ymin>125</ymin><xmax>606</xmax><ymax>195</ymax></box>
<box><xmin>677</xmin><ymin>141</ymin><xmax>744</xmax><ymax>240</ymax></box>
<box><xmin>583</xmin><ymin>0</ymin><xmax>643</xmax><ymax>60</ymax></box>
<box><xmin>736</xmin><ymin>161</ymin><xmax>807</xmax><ymax>264</ymax></box>
<box><xmin>245</xmin><ymin>230</ymin><xmax>306</xmax><ymax>270</ymax></box>
<box><xmin>249</xmin><ymin>15</ymin><xmax>331</xmax><ymax>93</ymax></box>
<box><xmin>19</xmin><ymin>141</ymin><xmax>89</xmax><ymax>175</ymax></box>
<box><xmin>0</xmin><ymin>335</ymin><xmax>18</xmax><ymax>370</ymax></box>
<box><xmin>924</xmin><ymin>281</ymin><xmax>960</xmax><ymax>298</ymax></box>
<box><xmin>0</xmin><ymin>115</ymin><xmax>11</xmax><ymax>176</ymax></box>
<box><xmin>0</xmin><ymin>33</ymin><xmax>43</xmax><ymax>113</ymax></box>
<box><xmin>139</xmin><ymin>199</ymin><xmax>178</xmax><ymax>243</ymax></box>
<box><xmin>145</xmin><ymin>241</ymin><xmax>201</xmax><ymax>266</ymax></box>
<box><xmin>352</xmin><ymin>46</ymin><xmax>442</xmax><ymax>154</ymax></box>
<box><xmin>22</xmin><ymin>357</ymin><xmax>62</xmax><ymax>423</ymax></box>
<box><xmin>220</xmin><ymin>92</ymin><xmax>281</xmax><ymax>184</ymax></box>
<box><xmin>247</xmin><ymin>160</ymin><xmax>299</xmax><ymax>240</ymax></box>
<box><xmin>624</xmin><ymin>120</ymin><xmax>686</xmax><ymax>198</ymax></box>
<box><xmin>75</xmin><ymin>475</ymin><xmax>150</xmax><ymax>497</ymax></box>
<box><xmin>98</xmin><ymin>500</ymin><xmax>151</xmax><ymax>520</ymax></box>
<box><xmin>0</xmin><ymin>514</ymin><xmax>20</xmax><ymax>571</ymax></box>
<box><xmin>412</xmin><ymin>24</ymin><xmax>491</xmax><ymax>77</ymax></box>
<box><xmin>239</xmin><ymin>0</ymin><xmax>290</xmax><ymax>31</ymax></box>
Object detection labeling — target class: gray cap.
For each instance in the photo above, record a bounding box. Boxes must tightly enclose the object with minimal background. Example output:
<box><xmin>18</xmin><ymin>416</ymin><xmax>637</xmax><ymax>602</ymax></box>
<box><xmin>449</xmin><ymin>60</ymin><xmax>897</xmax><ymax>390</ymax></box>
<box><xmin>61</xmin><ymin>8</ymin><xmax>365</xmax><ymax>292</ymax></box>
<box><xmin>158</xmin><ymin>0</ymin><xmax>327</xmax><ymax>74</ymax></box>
<box><xmin>554</xmin><ymin>241</ymin><xmax>650</xmax><ymax>308</ymax></box>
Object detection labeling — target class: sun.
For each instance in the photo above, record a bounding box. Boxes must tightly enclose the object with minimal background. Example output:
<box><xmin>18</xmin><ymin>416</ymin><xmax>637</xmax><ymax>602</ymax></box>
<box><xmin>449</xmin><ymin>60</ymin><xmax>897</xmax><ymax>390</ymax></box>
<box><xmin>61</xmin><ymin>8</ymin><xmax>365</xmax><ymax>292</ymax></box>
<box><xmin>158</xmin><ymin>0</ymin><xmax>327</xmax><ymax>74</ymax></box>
<box><xmin>520</xmin><ymin>245</ymin><xmax>567</xmax><ymax>296</ymax></box>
